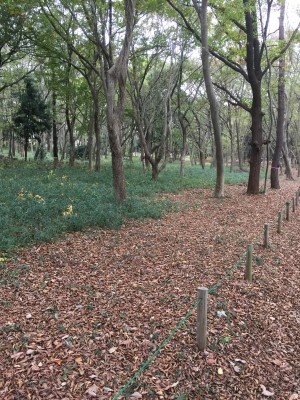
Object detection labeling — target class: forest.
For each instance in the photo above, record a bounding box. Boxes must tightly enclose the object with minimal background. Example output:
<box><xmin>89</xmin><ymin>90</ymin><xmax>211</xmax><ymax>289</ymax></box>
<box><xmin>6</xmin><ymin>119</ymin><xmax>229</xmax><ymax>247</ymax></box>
<box><xmin>0</xmin><ymin>0</ymin><xmax>299</xmax><ymax>198</ymax></box>
<box><xmin>0</xmin><ymin>1</ymin><xmax>300</xmax><ymax>399</ymax></box>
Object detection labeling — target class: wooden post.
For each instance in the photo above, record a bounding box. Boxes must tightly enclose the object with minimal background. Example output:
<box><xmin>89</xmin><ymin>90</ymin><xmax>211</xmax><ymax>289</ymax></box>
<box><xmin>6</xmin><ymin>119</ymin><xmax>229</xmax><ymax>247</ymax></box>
<box><xmin>197</xmin><ymin>287</ymin><xmax>208</xmax><ymax>351</ymax></box>
<box><xmin>245</xmin><ymin>244</ymin><xmax>253</xmax><ymax>282</ymax></box>
<box><xmin>296</xmin><ymin>191</ymin><xmax>299</xmax><ymax>207</ymax></box>
<box><xmin>277</xmin><ymin>211</ymin><xmax>282</xmax><ymax>234</ymax></box>
<box><xmin>292</xmin><ymin>197</ymin><xmax>295</xmax><ymax>212</ymax></box>
<box><xmin>264</xmin><ymin>224</ymin><xmax>269</xmax><ymax>248</ymax></box>
<box><xmin>286</xmin><ymin>202</ymin><xmax>290</xmax><ymax>221</ymax></box>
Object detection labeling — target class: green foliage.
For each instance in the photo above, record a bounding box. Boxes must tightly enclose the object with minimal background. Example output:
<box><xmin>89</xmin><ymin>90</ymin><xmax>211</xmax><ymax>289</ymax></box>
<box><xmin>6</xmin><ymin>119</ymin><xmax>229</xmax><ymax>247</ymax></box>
<box><xmin>74</xmin><ymin>145</ymin><xmax>89</xmax><ymax>159</ymax></box>
<box><xmin>13</xmin><ymin>76</ymin><xmax>51</xmax><ymax>144</ymax></box>
<box><xmin>0</xmin><ymin>160</ymin><xmax>248</xmax><ymax>252</ymax></box>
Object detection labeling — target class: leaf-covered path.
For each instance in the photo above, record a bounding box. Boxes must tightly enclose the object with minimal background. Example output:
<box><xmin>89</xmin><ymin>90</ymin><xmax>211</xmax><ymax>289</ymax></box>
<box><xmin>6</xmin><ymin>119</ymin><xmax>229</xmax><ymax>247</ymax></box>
<box><xmin>0</xmin><ymin>180</ymin><xmax>299</xmax><ymax>399</ymax></box>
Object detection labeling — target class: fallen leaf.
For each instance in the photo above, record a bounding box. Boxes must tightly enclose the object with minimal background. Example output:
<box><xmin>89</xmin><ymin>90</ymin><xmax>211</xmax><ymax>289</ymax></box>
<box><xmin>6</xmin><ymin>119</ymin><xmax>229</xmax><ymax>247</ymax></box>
<box><xmin>103</xmin><ymin>387</ymin><xmax>113</xmax><ymax>393</ymax></box>
<box><xmin>289</xmin><ymin>394</ymin><xmax>299</xmax><ymax>400</ymax></box>
<box><xmin>206</xmin><ymin>358</ymin><xmax>216</xmax><ymax>365</ymax></box>
<box><xmin>31</xmin><ymin>363</ymin><xmax>40</xmax><ymax>371</ymax></box>
<box><xmin>11</xmin><ymin>352</ymin><xmax>24</xmax><ymax>360</ymax></box>
<box><xmin>119</xmin><ymin>339</ymin><xmax>132</xmax><ymax>346</ymax></box>
<box><xmin>130</xmin><ymin>392</ymin><xmax>142</xmax><ymax>399</ymax></box>
<box><xmin>108</xmin><ymin>347</ymin><xmax>117</xmax><ymax>354</ymax></box>
<box><xmin>217</xmin><ymin>367</ymin><xmax>223</xmax><ymax>375</ymax></box>
<box><xmin>233</xmin><ymin>365</ymin><xmax>242</xmax><ymax>373</ymax></box>
<box><xmin>49</xmin><ymin>358</ymin><xmax>62</xmax><ymax>365</ymax></box>
<box><xmin>260</xmin><ymin>384</ymin><xmax>274</xmax><ymax>397</ymax></box>
<box><xmin>163</xmin><ymin>381</ymin><xmax>179</xmax><ymax>391</ymax></box>
<box><xmin>234</xmin><ymin>358</ymin><xmax>246</xmax><ymax>364</ymax></box>
<box><xmin>75</xmin><ymin>356</ymin><xmax>83</xmax><ymax>365</ymax></box>
<box><xmin>86</xmin><ymin>384</ymin><xmax>98</xmax><ymax>397</ymax></box>
<box><xmin>217</xmin><ymin>310</ymin><xmax>227</xmax><ymax>317</ymax></box>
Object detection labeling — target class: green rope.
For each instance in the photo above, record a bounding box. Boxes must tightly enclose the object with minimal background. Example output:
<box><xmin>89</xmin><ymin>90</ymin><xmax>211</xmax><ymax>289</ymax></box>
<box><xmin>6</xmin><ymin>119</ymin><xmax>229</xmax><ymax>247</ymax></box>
<box><xmin>112</xmin><ymin>251</ymin><xmax>247</xmax><ymax>400</ymax></box>
<box><xmin>112</xmin><ymin>196</ymin><xmax>298</xmax><ymax>399</ymax></box>
<box><xmin>111</xmin><ymin>298</ymin><xmax>199</xmax><ymax>400</ymax></box>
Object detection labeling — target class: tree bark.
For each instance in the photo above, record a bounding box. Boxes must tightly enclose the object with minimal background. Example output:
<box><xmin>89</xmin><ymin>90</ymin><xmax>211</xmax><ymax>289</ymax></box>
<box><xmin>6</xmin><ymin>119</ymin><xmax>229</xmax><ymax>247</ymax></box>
<box><xmin>193</xmin><ymin>0</ymin><xmax>224</xmax><ymax>197</ymax></box>
<box><xmin>104</xmin><ymin>0</ymin><xmax>135</xmax><ymax>201</ymax></box>
<box><xmin>271</xmin><ymin>1</ymin><xmax>286</xmax><ymax>188</ymax></box>
<box><xmin>244</xmin><ymin>0</ymin><xmax>263</xmax><ymax>194</ymax></box>
<box><xmin>93</xmin><ymin>86</ymin><xmax>101</xmax><ymax>172</ymax></box>
<box><xmin>52</xmin><ymin>90</ymin><xmax>59</xmax><ymax>168</ymax></box>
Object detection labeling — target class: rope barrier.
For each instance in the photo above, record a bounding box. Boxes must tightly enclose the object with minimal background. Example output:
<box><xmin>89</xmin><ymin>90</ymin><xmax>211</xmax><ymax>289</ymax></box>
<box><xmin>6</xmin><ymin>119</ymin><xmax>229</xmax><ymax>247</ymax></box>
<box><xmin>112</xmin><ymin>192</ymin><xmax>299</xmax><ymax>399</ymax></box>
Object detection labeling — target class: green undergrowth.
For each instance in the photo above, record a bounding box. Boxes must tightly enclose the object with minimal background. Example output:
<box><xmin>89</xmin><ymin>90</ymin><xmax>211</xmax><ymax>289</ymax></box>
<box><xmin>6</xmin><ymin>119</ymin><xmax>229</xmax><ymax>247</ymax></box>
<box><xmin>0</xmin><ymin>159</ymin><xmax>248</xmax><ymax>253</ymax></box>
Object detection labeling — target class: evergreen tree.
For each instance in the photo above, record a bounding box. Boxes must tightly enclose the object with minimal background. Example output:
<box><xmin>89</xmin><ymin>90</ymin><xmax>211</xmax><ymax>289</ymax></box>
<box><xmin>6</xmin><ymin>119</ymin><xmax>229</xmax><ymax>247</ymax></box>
<box><xmin>13</xmin><ymin>77</ymin><xmax>51</xmax><ymax>161</ymax></box>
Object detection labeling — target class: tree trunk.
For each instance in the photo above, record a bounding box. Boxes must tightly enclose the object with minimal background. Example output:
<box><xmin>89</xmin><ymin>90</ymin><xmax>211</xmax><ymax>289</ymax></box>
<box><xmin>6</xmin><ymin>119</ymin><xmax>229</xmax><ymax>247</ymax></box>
<box><xmin>179</xmin><ymin>113</ymin><xmax>188</xmax><ymax>176</ymax></box>
<box><xmin>66</xmin><ymin>105</ymin><xmax>75</xmax><ymax>167</ymax></box>
<box><xmin>87</xmin><ymin>101</ymin><xmax>94</xmax><ymax>170</ymax></box>
<box><xmin>106</xmin><ymin>73</ymin><xmax>127</xmax><ymax>201</ymax></box>
<box><xmin>52</xmin><ymin>91</ymin><xmax>59</xmax><ymax>168</ymax></box>
<box><xmin>244</xmin><ymin>0</ymin><xmax>263</xmax><ymax>194</ymax></box>
<box><xmin>193</xmin><ymin>0</ymin><xmax>224</xmax><ymax>197</ymax></box>
<box><xmin>150</xmin><ymin>163</ymin><xmax>158</xmax><ymax>180</ymax></box>
<box><xmin>247</xmin><ymin>99</ymin><xmax>263</xmax><ymax>194</ymax></box>
<box><xmin>93</xmin><ymin>87</ymin><xmax>101</xmax><ymax>172</ymax></box>
<box><xmin>24</xmin><ymin>136</ymin><xmax>28</xmax><ymax>161</ymax></box>
<box><xmin>102</xmin><ymin>0</ymin><xmax>135</xmax><ymax>202</ymax></box>
<box><xmin>282</xmin><ymin>145</ymin><xmax>293</xmax><ymax>179</ymax></box>
<box><xmin>271</xmin><ymin>1</ymin><xmax>285</xmax><ymax>189</ymax></box>
<box><xmin>236</xmin><ymin>120</ymin><xmax>245</xmax><ymax>171</ymax></box>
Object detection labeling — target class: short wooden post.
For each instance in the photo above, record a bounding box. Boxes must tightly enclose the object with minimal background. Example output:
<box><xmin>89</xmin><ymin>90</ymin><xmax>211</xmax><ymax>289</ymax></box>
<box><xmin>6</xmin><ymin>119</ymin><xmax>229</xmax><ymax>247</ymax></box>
<box><xmin>277</xmin><ymin>211</ymin><xmax>282</xmax><ymax>234</ymax></box>
<box><xmin>296</xmin><ymin>191</ymin><xmax>299</xmax><ymax>207</ymax></box>
<box><xmin>292</xmin><ymin>197</ymin><xmax>295</xmax><ymax>212</ymax></box>
<box><xmin>264</xmin><ymin>224</ymin><xmax>269</xmax><ymax>248</ymax></box>
<box><xmin>197</xmin><ymin>287</ymin><xmax>208</xmax><ymax>351</ymax></box>
<box><xmin>286</xmin><ymin>202</ymin><xmax>290</xmax><ymax>221</ymax></box>
<box><xmin>245</xmin><ymin>244</ymin><xmax>253</xmax><ymax>282</ymax></box>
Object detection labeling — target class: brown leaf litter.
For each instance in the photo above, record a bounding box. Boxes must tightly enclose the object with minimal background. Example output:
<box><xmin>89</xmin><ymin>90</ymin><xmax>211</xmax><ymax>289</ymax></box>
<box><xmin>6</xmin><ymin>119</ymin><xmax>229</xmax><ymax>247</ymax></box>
<box><xmin>0</xmin><ymin>179</ymin><xmax>299</xmax><ymax>399</ymax></box>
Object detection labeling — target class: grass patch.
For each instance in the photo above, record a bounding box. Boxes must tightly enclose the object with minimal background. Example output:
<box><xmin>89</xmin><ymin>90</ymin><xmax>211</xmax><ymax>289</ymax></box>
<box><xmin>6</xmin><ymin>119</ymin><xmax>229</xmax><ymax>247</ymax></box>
<box><xmin>0</xmin><ymin>158</ymin><xmax>248</xmax><ymax>252</ymax></box>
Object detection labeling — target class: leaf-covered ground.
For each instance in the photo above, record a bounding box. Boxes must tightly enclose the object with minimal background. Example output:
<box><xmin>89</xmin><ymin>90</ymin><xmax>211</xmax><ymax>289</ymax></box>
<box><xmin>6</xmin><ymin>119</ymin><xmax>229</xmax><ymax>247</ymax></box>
<box><xmin>0</xmin><ymin>179</ymin><xmax>299</xmax><ymax>400</ymax></box>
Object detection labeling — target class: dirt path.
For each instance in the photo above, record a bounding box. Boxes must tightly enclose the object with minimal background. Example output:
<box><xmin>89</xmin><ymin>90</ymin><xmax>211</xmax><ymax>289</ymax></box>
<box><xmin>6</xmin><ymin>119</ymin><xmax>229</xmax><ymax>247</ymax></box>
<box><xmin>0</xmin><ymin>180</ymin><xmax>299</xmax><ymax>399</ymax></box>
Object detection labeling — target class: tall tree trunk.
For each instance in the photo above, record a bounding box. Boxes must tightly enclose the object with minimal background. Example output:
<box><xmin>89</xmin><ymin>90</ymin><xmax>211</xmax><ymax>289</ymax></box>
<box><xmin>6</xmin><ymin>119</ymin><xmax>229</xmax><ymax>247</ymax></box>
<box><xmin>271</xmin><ymin>1</ymin><xmax>286</xmax><ymax>188</ymax></box>
<box><xmin>104</xmin><ymin>0</ymin><xmax>135</xmax><ymax>202</ymax></box>
<box><xmin>282</xmin><ymin>145</ymin><xmax>293</xmax><ymax>179</ymax></box>
<box><xmin>24</xmin><ymin>136</ymin><xmax>28</xmax><ymax>161</ymax></box>
<box><xmin>179</xmin><ymin>113</ymin><xmax>188</xmax><ymax>176</ymax></box>
<box><xmin>236</xmin><ymin>120</ymin><xmax>245</xmax><ymax>171</ymax></box>
<box><xmin>66</xmin><ymin>105</ymin><xmax>75</xmax><ymax>167</ymax></box>
<box><xmin>193</xmin><ymin>0</ymin><xmax>224</xmax><ymax>197</ymax></box>
<box><xmin>106</xmin><ymin>76</ymin><xmax>127</xmax><ymax>200</ymax></box>
<box><xmin>65</xmin><ymin>47</ymin><xmax>75</xmax><ymax>167</ymax></box>
<box><xmin>247</xmin><ymin>94</ymin><xmax>263</xmax><ymax>194</ymax></box>
<box><xmin>93</xmin><ymin>87</ymin><xmax>101</xmax><ymax>171</ymax></box>
<box><xmin>52</xmin><ymin>91</ymin><xmax>59</xmax><ymax>168</ymax></box>
<box><xmin>87</xmin><ymin>103</ymin><xmax>94</xmax><ymax>170</ymax></box>
<box><xmin>244</xmin><ymin>0</ymin><xmax>263</xmax><ymax>194</ymax></box>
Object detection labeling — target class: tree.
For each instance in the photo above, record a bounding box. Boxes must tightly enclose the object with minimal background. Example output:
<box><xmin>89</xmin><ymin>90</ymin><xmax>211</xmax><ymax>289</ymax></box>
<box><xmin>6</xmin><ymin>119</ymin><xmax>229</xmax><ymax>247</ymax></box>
<box><xmin>0</xmin><ymin>1</ymin><xmax>38</xmax><ymax>93</ymax></box>
<box><xmin>13</xmin><ymin>76</ymin><xmax>51</xmax><ymax>161</ymax></box>
<box><xmin>167</xmin><ymin>0</ymin><xmax>299</xmax><ymax>194</ymax></box>
<box><xmin>271</xmin><ymin>1</ymin><xmax>286</xmax><ymax>188</ymax></box>
<box><xmin>38</xmin><ymin>0</ymin><xmax>135</xmax><ymax>201</ymax></box>
<box><xmin>192</xmin><ymin>0</ymin><xmax>224</xmax><ymax>197</ymax></box>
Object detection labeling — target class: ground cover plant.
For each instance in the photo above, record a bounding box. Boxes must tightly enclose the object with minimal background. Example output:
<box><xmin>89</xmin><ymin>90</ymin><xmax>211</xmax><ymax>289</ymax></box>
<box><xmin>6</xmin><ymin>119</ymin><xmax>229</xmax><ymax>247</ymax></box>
<box><xmin>0</xmin><ymin>173</ymin><xmax>299</xmax><ymax>399</ymax></box>
<box><xmin>0</xmin><ymin>159</ymin><xmax>248</xmax><ymax>253</ymax></box>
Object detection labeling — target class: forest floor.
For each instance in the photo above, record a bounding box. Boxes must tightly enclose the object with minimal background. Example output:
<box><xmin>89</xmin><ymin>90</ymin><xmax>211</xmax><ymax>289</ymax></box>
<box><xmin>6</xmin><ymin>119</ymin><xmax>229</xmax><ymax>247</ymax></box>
<box><xmin>0</xmin><ymin>177</ymin><xmax>299</xmax><ymax>400</ymax></box>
